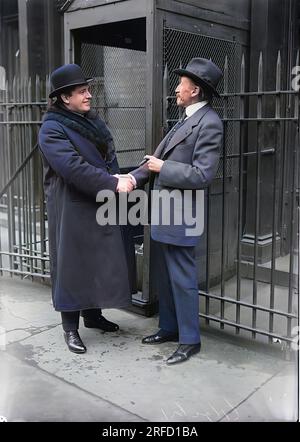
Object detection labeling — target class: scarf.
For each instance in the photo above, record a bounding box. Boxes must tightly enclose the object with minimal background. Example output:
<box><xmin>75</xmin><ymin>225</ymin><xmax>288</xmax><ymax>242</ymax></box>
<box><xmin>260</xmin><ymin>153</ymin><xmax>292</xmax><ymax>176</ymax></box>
<box><xmin>43</xmin><ymin>105</ymin><xmax>112</xmax><ymax>159</ymax></box>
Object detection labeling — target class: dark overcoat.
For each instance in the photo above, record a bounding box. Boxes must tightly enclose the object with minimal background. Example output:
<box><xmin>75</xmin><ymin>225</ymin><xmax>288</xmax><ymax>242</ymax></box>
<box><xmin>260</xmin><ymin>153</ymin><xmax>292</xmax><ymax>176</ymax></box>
<box><xmin>38</xmin><ymin>114</ymin><xmax>131</xmax><ymax>312</ymax></box>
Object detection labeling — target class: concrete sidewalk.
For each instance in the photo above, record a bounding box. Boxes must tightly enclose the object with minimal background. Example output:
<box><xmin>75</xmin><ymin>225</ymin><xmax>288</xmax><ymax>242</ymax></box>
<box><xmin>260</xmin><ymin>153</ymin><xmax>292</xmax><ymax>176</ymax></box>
<box><xmin>0</xmin><ymin>274</ymin><xmax>298</xmax><ymax>422</ymax></box>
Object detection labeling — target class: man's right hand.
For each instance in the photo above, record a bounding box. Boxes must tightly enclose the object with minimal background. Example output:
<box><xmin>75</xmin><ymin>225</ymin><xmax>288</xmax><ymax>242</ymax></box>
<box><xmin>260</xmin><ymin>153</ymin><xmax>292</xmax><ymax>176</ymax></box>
<box><xmin>115</xmin><ymin>175</ymin><xmax>134</xmax><ymax>193</ymax></box>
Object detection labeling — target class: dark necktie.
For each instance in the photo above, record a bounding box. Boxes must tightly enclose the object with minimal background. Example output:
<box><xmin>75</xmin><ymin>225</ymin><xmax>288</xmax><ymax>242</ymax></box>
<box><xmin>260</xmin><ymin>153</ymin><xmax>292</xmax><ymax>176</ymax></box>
<box><xmin>160</xmin><ymin>112</ymin><xmax>187</xmax><ymax>157</ymax></box>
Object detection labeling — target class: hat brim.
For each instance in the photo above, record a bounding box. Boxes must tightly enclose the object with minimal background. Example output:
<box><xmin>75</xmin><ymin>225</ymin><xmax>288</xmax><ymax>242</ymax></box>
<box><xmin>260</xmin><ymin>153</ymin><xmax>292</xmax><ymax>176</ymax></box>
<box><xmin>173</xmin><ymin>68</ymin><xmax>220</xmax><ymax>98</ymax></box>
<box><xmin>49</xmin><ymin>77</ymin><xmax>94</xmax><ymax>98</ymax></box>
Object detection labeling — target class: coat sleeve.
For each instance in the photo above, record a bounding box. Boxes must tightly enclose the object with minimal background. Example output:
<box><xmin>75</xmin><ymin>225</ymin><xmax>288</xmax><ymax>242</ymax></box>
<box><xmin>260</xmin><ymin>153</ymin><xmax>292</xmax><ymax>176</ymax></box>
<box><xmin>158</xmin><ymin>115</ymin><xmax>223</xmax><ymax>190</ymax></box>
<box><xmin>105</xmin><ymin>127</ymin><xmax>120</xmax><ymax>175</ymax></box>
<box><xmin>130</xmin><ymin>163</ymin><xmax>150</xmax><ymax>187</ymax></box>
<box><xmin>38</xmin><ymin>120</ymin><xmax>118</xmax><ymax>197</ymax></box>
<box><xmin>130</xmin><ymin>139</ymin><xmax>164</xmax><ymax>187</ymax></box>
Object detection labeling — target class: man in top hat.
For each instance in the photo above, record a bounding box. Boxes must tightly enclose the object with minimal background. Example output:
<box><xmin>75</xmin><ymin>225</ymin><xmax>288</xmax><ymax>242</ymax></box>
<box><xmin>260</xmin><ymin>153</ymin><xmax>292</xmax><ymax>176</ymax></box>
<box><xmin>38</xmin><ymin>64</ymin><xmax>133</xmax><ymax>354</ymax></box>
<box><xmin>129</xmin><ymin>58</ymin><xmax>223</xmax><ymax>364</ymax></box>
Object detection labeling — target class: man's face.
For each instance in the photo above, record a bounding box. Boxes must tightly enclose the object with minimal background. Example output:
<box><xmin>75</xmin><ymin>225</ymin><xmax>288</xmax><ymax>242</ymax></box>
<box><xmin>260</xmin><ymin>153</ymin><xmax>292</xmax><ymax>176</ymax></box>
<box><xmin>175</xmin><ymin>76</ymin><xmax>200</xmax><ymax>108</ymax></box>
<box><xmin>61</xmin><ymin>84</ymin><xmax>92</xmax><ymax>113</ymax></box>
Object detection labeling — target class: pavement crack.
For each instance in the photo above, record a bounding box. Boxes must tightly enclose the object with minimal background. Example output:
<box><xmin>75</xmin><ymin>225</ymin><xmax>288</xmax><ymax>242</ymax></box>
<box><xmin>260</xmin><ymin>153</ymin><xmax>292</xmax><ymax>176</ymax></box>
<box><xmin>217</xmin><ymin>369</ymin><xmax>284</xmax><ymax>422</ymax></box>
<box><xmin>6</xmin><ymin>323</ymin><xmax>61</xmax><ymax>344</ymax></box>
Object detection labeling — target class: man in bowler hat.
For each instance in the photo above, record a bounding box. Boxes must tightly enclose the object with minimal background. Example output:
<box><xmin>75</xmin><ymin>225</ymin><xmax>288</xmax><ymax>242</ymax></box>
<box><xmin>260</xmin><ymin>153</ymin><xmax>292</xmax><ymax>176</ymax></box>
<box><xmin>39</xmin><ymin>64</ymin><xmax>133</xmax><ymax>353</ymax></box>
<box><xmin>129</xmin><ymin>58</ymin><xmax>223</xmax><ymax>364</ymax></box>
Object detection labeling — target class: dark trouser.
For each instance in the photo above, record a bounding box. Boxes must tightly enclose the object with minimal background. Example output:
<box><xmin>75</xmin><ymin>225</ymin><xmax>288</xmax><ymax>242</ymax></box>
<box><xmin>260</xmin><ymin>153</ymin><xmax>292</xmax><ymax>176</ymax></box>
<box><xmin>155</xmin><ymin>241</ymin><xmax>200</xmax><ymax>344</ymax></box>
<box><xmin>61</xmin><ymin>308</ymin><xmax>102</xmax><ymax>332</ymax></box>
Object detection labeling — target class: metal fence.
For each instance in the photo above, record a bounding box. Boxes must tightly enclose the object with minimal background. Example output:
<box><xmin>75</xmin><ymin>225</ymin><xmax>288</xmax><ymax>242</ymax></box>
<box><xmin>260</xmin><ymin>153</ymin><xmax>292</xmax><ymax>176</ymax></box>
<box><xmin>0</xmin><ymin>45</ymin><xmax>299</xmax><ymax>348</ymax></box>
<box><xmin>0</xmin><ymin>77</ymin><xmax>49</xmax><ymax>280</ymax></box>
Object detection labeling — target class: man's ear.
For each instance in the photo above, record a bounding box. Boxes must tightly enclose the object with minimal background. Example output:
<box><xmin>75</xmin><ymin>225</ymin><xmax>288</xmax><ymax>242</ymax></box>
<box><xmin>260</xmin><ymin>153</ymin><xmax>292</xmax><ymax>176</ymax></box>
<box><xmin>61</xmin><ymin>94</ymin><xmax>69</xmax><ymax>104</ymax></box>
<box><xmin>191</xmin><ymin>85</ymin><xmax>200</xmax><ymax>98</ymax></box>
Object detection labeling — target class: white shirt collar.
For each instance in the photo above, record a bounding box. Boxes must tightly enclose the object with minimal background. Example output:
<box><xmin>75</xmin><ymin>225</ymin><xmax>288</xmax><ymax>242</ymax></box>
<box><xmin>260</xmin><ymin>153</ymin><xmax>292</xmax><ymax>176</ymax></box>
<box><xmin>185</xmin><ymin>101</ymin><xmax>208</xmax><ymax>119</ymax></box>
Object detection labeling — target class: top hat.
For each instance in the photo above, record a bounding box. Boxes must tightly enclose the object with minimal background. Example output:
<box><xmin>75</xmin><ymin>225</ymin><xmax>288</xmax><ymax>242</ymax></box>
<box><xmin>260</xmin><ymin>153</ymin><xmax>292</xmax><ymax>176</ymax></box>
<box><xmin>173</xmin><ymin>58</ymin><xmax>222</xmax><ymax>97</ymax></box>
<box><xmin>49</xmin><ymin>64</ymin><xmax>93</xmax><ymax>98</ymax></box>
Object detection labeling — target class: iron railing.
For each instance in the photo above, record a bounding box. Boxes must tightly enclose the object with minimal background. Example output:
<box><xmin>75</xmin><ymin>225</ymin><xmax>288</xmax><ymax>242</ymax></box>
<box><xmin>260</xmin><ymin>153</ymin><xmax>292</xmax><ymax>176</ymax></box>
<box><xmin>0</xmin><ymin>76</ymin><xmax>49</xmax><ymax>280</ymax></box>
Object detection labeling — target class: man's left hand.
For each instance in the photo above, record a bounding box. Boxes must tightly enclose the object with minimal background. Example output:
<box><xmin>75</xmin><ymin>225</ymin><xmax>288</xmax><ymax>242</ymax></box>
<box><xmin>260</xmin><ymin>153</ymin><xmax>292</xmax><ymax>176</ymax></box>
<box><xmin>144</xmin><ymin>155</ymin><xmax>164</xmax><ymax>173</ymax></box>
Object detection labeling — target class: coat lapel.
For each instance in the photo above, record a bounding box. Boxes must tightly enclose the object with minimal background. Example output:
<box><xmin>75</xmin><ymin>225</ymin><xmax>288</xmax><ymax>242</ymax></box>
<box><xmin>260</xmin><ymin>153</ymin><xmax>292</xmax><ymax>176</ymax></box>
<box><xmin>154</xmin><ymin>136</ymin><xmax>168</xmax><ymax>158</ymax></box>
<box><xmin>161</xmin><ymin>104</ymin><xmax>211</xmax><ymax>158</ymax></box>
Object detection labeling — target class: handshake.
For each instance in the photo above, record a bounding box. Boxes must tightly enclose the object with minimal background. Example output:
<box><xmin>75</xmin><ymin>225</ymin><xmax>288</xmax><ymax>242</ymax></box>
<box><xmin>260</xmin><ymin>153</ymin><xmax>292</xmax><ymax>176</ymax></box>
<box><xmin>114</xmin><ymin>174</ymin><xmax>136</xmax><ymax>193</ymax></box>
<box><xmin>113</xmin><ymin>156</ymin><xmax>164</xmax><ymax>193</ymax></box>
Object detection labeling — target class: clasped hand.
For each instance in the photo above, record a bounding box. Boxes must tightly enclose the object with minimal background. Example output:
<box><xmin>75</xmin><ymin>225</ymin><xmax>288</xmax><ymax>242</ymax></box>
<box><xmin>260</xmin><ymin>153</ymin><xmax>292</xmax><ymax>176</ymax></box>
<box><xmin>113</xmin><ymin>155</ymin><xmax>164</xmax><ymax>193</ymax></box>
<box><xmin>143</xmin><ymin>155</ymin><xmax>164</xmax><ymax>173</ymax></box>
<box><xmin>114</xmin><ymin>174</ymin><xmax>134</xmax><ymax>193</ymax></box>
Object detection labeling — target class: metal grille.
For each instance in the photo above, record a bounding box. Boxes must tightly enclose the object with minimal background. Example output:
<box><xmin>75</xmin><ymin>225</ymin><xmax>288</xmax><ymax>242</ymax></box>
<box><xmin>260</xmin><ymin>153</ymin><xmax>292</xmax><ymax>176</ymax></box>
<box><xmin>55</xmin><ymin>0</ymin><xmax>75</xmax><ymax>13</ymax></box>
<box><xmin>81</xmin><ymin>43</ymin><xmax>146</xmax><ymax>168</ymax></box>
<box><xmin>163</xmin><ymin>27</ymin><xmax>238</xmax><ymax>178</ymax></box>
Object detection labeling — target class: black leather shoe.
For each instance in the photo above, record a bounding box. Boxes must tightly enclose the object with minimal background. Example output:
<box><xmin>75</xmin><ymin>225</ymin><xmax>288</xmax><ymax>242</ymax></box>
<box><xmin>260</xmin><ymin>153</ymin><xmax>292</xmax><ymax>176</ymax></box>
<box><xmin>64</xmin><ymin>331</ymin><xmax>86</xmax><ymax>354</ymax></box>
<box><xmin>142</xmin><ymin>331</ymin><xmax>179</xmax><ymax>345</ymax></box>
<box><xmin>83</xmin><ymin>315</ymin><xmax>119</xmax><ymax>332</ymax></box>
<box><xmin>166</xmin><ymin>343</ymin><xmax>201</xmax><ymax>365</ymax></box>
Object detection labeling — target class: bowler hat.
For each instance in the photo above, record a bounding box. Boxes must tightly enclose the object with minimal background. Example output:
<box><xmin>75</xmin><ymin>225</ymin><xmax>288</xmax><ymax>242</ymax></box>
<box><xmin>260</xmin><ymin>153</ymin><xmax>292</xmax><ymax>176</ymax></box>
<box><xmin>49</xmin><ymin>64</ymin><xmax>93</xmax><ymax>98</ymax></box>
<box><xmin>174</xmin><ymin>58</ymin><xmax>222</xmax><ymax>97</ymax></box>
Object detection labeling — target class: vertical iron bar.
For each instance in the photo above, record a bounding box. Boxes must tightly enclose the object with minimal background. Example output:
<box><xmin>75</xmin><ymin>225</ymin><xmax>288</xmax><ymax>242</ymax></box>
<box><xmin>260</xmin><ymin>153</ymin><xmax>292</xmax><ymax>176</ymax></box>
<box><xmin>236</xmin><ymin>53</ymin><xmax>246</xmax><ymax>334</ymax></box>
<box><xmin>220</xmin><ymin>56</ymin><xmax>229</xmax><ymax>329</ymax></box>
<box><xmin>11</xmin><ymin>80</ymin><xmax>18</xmax><ymax>270</ymax></box>
<box><xmin>22</xmin><ymin>76</ymin><xmax>29</xmax><ymax>273</ymax></box>
<box><xmin>252</xmin><ymin>52</ymin><xmax>264</xmax><ymax>339</ymax></box>
<box><xmin>287</xmin><ymin>134</ymin><xmax>296</xmax><ymax>340</ymax></box>
<box><xmin>18</xmin><ymin>76</ymin><xmax>24</xmax><ymax>274</ymax></box>
<box><xmin>287</xmin><ymin>51</ymin><xmax>299</xmax><ymax>341</ymax></box>
<box><xmin>20</xmin><ymin>77</ymin><xmax>27</xmax><ymax>275</ymax></box>
<box><xmin>15</xmin><ymin>77</ymin><xmax>23</xmax><ymax>275</ymax></box>
<box><xmin>32</xmin><ymin>78</ymin><xmax>38</xmax><ymax>274</ymax></box>
<box><xmin>12</xmin><ymin>77</ymin><xmax>23</xmax><ymax>271</ymax></box>
<box><xmin>20</xmin><ymin>78</ymin><xmax>25</xmax><ymax>271</ymax></box>
<box><xmin>178</xmin><ymin>60</ymin><xmax>183</xmax><ymax>120</ymax></box>
<box><xmin>5</xmin><ymin>77</ymin><xmax>14</xmax><ymax>274</ymax></box>
<box><xmin>27</xmin><ymin>77</ymin><xmax>34</xmax><ymax>277</ymax></box>
<box><xmin>163</xmin><ymin>64</ymin><xmax>169</xmax><ymax>135</ymax></box>
<box><xmin>205</xmin><ymin>187</ymin><xmax>211</xmax><ymax>325</ymax></box>
<box><xmin>0</xmin><ymin>81</ymin><xmax>5</xmax><ymax>275</ymax></box>
<box><xmin>34</xmin><ymin>75</ymin><xmax>39</xmax><ymax>274</ymax></box>
<box><xmin>37</xmin><ymin>76</ymin><xmax>46</xmax><ymax>279</ymax></box>
<box><xmin>269</xmin><ymin>51</ymin><xmax>282</xmax><ymax>342</ymax></box>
